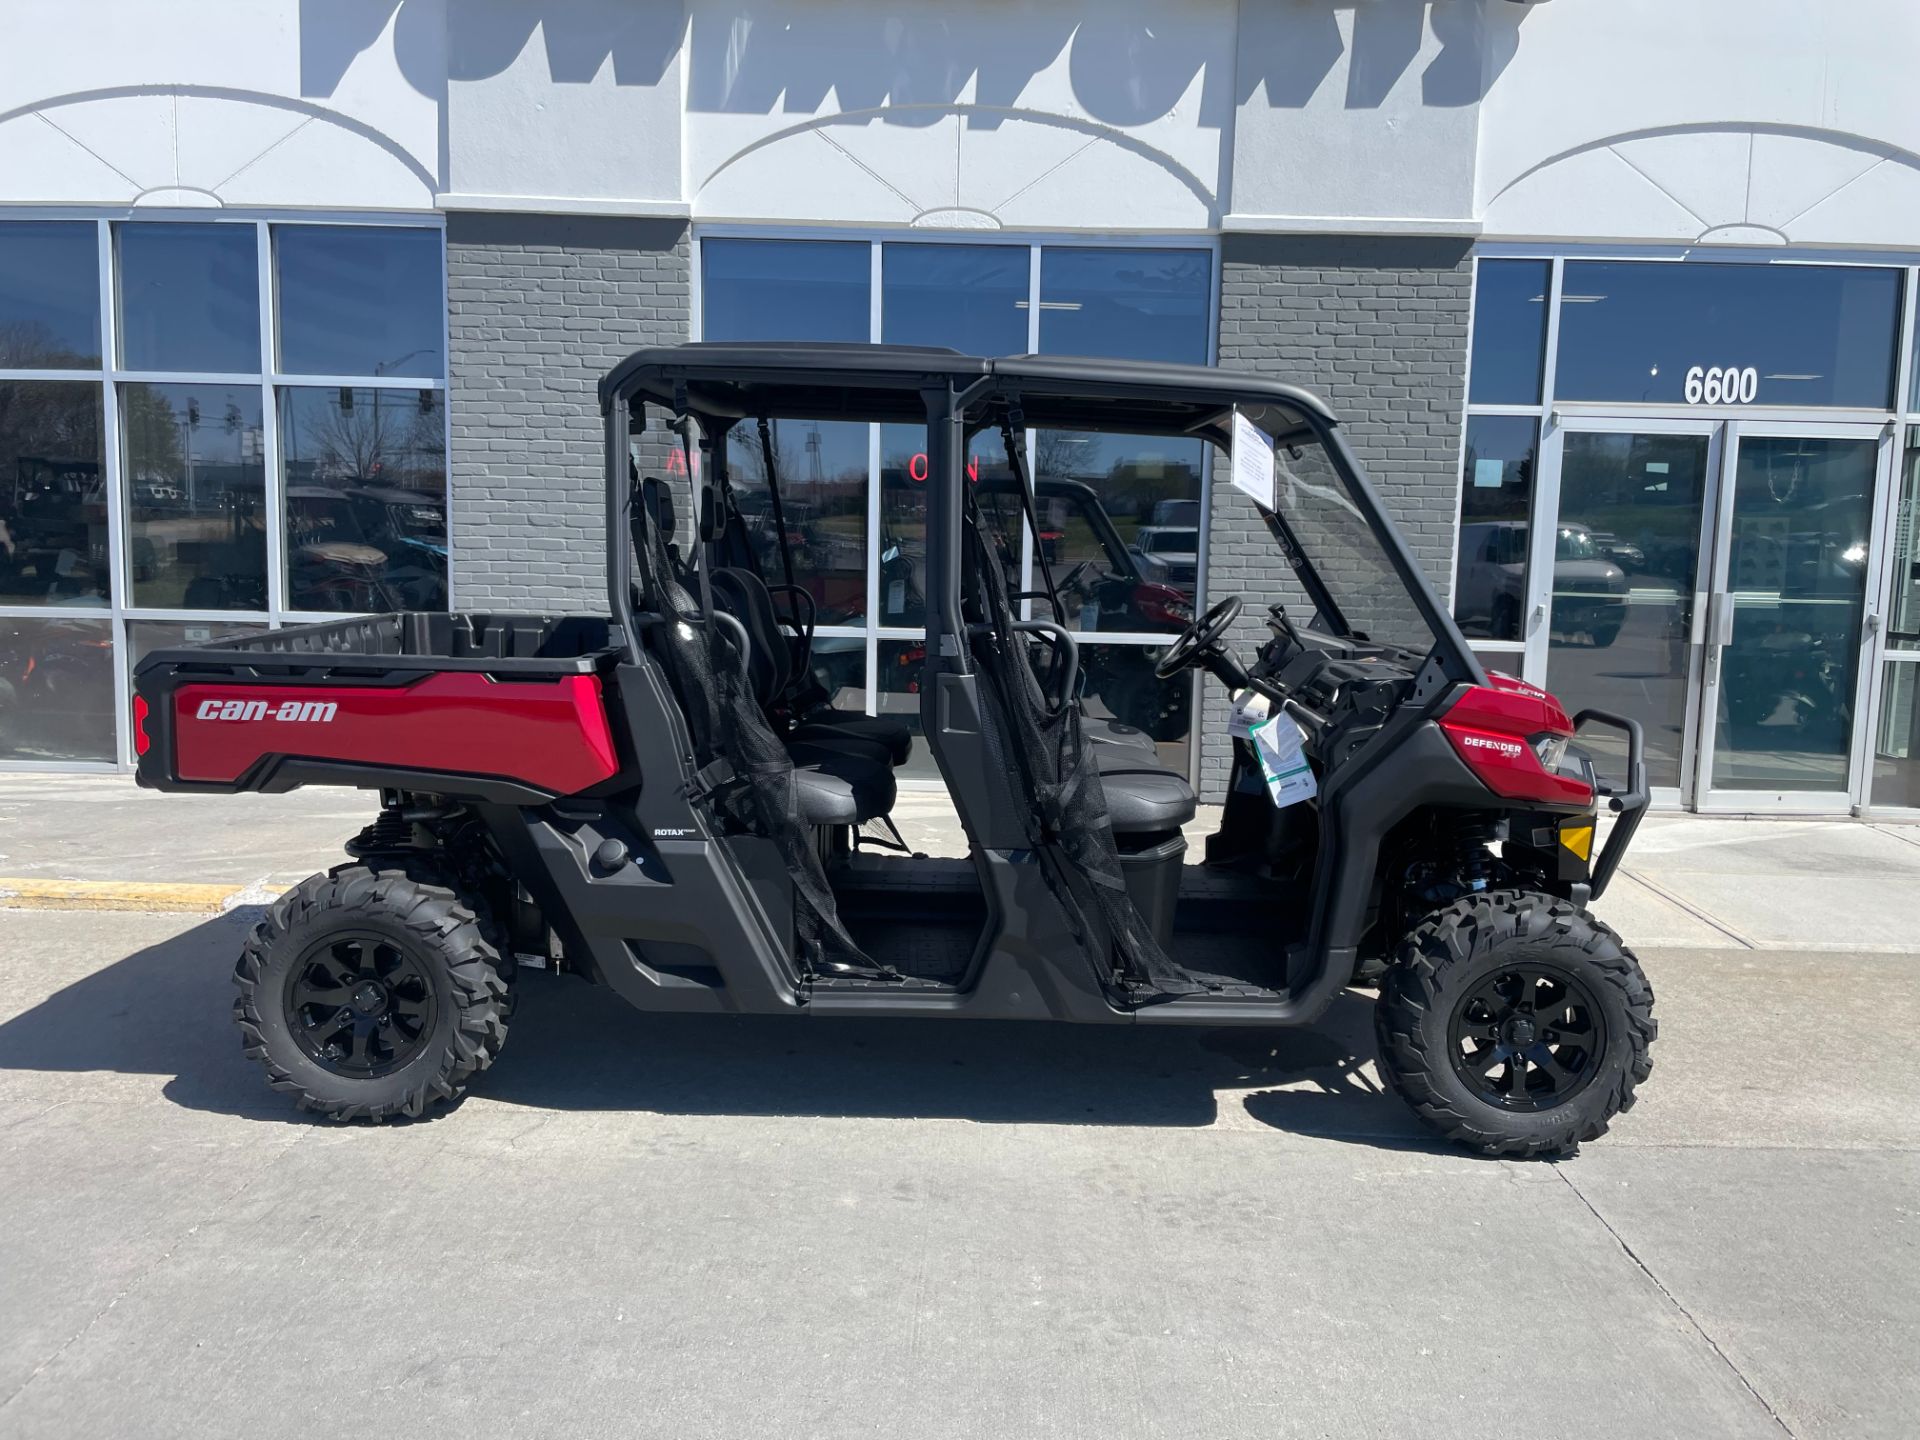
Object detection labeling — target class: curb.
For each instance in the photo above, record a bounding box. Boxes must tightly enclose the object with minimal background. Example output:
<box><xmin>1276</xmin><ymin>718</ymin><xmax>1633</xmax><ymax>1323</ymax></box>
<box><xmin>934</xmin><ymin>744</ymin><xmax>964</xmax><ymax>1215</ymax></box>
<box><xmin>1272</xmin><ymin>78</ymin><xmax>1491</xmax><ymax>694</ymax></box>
<box><xmin>0</xmin><ymin>878</ymin><xmax>287</xmax><ymax>914</ymax></box>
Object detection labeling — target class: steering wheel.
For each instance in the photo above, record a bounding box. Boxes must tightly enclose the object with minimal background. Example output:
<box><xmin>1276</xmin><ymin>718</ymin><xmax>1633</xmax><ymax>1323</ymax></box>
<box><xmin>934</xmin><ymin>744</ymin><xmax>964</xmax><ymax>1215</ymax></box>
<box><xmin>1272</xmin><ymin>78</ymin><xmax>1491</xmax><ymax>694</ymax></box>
<box><xmin>1154</xmin><ymin>595</ymin><xmax>1243</xmax><ymax>680</ymax></box>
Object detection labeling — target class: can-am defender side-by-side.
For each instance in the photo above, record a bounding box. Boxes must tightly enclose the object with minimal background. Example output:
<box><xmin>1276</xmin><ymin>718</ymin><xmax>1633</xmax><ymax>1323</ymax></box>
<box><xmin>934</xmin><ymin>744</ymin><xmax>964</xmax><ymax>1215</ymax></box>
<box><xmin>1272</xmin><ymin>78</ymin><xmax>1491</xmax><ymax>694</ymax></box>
<box><xmin>133</xmin><ymin>345</ymin><xmax>1655</xmax><ymax>1156</ymax></box>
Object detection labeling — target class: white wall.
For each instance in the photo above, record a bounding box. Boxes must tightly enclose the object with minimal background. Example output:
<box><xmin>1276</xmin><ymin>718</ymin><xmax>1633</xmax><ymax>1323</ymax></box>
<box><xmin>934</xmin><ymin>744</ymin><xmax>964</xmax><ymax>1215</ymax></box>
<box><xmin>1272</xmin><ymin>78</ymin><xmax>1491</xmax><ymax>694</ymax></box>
<box><xmin>1227</xmin><ymin>0</ymin><xmax>1489</xmax><ymax>231</ymax></box>
<box><xmin>683</xmin><ymin>0</ymin><xmax>1235</xmax><ymax>232</ymax></box>
<box><xmin>0</xmin><ymin>0</ymin><xmax>444</xmax><ymax>211</ymax></box>
<box><xmin>3</xmin><ymin>0</ymin><xmax>1917</xmax><ymax>250</ymax></box>
<box><xmin>443</xmin><ymin>0</ymin><xmax>687</xmax><ymax>213</ymax></box>
<box><xmin>1478</xmin><ymin>0</ymin><xmax>1920</xmax><ymax>248</ymax></box>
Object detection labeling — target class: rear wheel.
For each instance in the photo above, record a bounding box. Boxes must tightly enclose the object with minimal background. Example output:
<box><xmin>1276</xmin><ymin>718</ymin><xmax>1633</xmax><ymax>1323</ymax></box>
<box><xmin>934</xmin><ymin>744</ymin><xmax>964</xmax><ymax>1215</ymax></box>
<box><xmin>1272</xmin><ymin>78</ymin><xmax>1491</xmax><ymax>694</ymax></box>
<box><xmin>233</xmin><ymin>864</ymin><xmax>510</xmax><ymax>1121</ymax></box>
<box><xmin>1375</xmin><ymin>891</ymin><xmax>1654</xmax><ymax>1157</ymax></box>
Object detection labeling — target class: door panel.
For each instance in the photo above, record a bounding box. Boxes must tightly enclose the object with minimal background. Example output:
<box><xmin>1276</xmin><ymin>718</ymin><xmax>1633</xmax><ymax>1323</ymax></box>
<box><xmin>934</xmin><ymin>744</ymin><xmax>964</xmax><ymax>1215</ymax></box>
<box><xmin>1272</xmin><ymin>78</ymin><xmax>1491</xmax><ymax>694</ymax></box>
<box><xmin>1699</xmin><ymin>433</ymin><xmax>1880</xmax><ymax>803</ymax></box>
<box><xmin>1544</xmin><ymin>430</ymin><xmax>1714</xmax><ymax>794</ymax></box>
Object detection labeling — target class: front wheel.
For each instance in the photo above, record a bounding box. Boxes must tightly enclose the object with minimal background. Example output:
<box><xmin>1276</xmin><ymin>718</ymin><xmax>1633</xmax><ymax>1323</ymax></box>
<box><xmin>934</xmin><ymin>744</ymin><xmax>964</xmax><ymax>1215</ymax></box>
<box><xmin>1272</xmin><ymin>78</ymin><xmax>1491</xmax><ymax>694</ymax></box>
<box><xmin>233</xmin><ymin>864</ymin><xmax>511</xmax><ymax>1121</ymax></box>
<box><xmin>1375</xmin><ymin>891</ymin><xmax>1654</xmax><ymax>1157</ymax></box>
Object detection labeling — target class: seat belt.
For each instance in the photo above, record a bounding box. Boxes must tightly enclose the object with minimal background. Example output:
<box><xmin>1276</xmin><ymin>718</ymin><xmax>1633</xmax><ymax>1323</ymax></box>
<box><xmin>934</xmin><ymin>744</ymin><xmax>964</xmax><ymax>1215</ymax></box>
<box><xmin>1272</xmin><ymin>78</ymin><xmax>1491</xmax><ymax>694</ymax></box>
<box><xmin>754</xmin><ymin>416</ymin><xmax>802</xmax><ymax>603</ymax></box>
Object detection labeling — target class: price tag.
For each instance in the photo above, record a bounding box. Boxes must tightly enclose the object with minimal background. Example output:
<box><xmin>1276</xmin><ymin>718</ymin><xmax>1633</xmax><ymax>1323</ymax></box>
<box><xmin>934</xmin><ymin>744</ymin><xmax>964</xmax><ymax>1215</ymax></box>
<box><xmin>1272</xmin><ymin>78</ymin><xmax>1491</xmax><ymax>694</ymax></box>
<box><xmin>1251</xmin><ymin>713</ymin><xmax>1317</xmax><ymax>809</ymax></box>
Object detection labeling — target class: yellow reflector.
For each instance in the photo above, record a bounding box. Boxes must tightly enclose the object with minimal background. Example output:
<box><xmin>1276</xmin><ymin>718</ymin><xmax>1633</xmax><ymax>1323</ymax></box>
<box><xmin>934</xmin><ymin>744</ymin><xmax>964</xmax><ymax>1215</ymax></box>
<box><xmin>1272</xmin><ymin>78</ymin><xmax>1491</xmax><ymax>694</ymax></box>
<box><xmin>1560</xmin><ymin>823</ymin><xmax>1594</xmax><ymax>862</ymax></box>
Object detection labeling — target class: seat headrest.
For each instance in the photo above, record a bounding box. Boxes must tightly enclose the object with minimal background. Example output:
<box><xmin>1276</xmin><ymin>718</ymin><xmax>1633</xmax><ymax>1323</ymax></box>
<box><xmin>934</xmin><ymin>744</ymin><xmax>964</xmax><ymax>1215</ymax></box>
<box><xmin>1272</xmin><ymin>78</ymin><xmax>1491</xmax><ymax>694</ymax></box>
<box><xmin>640</xmin><ymin>475</ymin><xmax>677</xmax><ymax>542</ymax></box>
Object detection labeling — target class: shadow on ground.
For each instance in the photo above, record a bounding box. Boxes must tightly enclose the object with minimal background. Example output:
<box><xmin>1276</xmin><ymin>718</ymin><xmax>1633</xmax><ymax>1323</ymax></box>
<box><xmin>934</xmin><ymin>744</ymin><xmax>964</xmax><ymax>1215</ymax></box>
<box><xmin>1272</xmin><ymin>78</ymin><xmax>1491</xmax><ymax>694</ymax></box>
<box><xmin>0</xmin><ymin>911</ymin><xmax>1438</xmax><ymax>1148</ymax></box>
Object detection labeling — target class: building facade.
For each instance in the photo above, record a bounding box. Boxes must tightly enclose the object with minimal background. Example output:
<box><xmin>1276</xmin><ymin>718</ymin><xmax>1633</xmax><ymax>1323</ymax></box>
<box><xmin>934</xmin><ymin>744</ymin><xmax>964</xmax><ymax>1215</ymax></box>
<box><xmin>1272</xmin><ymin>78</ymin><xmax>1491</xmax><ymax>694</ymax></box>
<box><xmin>3</xmin><ymin>0</ymin><xmax>1918</xmax><ymax>816</ymax></box>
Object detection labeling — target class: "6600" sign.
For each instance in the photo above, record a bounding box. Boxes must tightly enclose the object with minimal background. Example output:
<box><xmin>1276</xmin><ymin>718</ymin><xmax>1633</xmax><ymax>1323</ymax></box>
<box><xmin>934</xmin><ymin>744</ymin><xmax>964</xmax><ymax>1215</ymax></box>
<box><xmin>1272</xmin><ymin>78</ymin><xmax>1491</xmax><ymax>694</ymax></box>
<box><xmin>1683</xmin><ymin>365</ymin><xmax>1758</xmax><ymax>405</ymax></box>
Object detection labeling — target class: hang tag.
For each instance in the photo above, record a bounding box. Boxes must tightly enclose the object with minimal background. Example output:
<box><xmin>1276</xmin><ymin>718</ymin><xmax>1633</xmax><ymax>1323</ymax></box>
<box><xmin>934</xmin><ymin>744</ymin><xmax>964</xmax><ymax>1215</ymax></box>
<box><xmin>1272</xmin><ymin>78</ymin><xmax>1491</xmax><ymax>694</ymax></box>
<box><xmin>1228</xmin><ymin>687</ymin><xmax>1271</xmax><ymax>739</ymax></box>
<box><xmin>887</xmin><ymin>579</ymin><xmax>906</xmax><ymax>616</ymax></box>
<box><xmin>1251</xmin><ymin>713</ymin><xmax>1317</xmax><ymax>809</ymax></box>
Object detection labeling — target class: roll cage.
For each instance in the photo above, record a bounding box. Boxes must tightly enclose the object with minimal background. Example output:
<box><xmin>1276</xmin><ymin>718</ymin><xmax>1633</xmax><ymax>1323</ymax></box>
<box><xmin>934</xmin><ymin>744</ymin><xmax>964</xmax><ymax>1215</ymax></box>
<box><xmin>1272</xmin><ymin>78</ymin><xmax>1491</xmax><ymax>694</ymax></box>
<box><xmin>597</xmin><ymin>341</ymin><xmax>1485</xmax><ymax>690</ymax></box>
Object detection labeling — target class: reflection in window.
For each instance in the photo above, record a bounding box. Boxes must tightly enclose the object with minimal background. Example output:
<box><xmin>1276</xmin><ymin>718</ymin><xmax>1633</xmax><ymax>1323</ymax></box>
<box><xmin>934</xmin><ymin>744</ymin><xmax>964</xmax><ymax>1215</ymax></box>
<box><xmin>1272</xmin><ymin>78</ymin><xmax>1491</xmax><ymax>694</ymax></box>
<box><xmin>883</xmin><ymin>243</ymin><xmax>1026</xmax><ymax>354</ymax></box>
<box><xmin>117</xmin><ymin>224</ymin><xmax>260</xmax><ymax>374</ymax></box>
<box><xmin>1888</xmin><ymin>432</ymin><xmax>1920</xmax><ymax>653</ymax></box>
<box><xmin>1545</xmin><ymin>431</ymin><xmax>1711</xmax><ymax>792</ymax></box>
<box><xmin>126</xmin><ymin>619</ymin><xmax>262</xmax><ymax>685</ymax></box>
<box><xmin>725</xmin><ymin>417</ymin><xmax>869</xmax><ymax>624</ymax></box>
<box><xmin>1080</xmin><ymin>643</ymin><xmax>1193</xmax><ymax>772</ymax></box>
<box><xmin>1873</xmin><ymin>662</ymin><xmax>1920</xmax><ymax>809</ymax></box>
<box><xmin>0</xmin><ymin>381</ymin><xmax>108</xmax><ymax>606</ymax></box>
<box><xmin>1038</xmin><ymin>248</ymin><xmax>1211</xmax><ymax>363</ymax></box>
<box><xmin>702</xmin><ymin>239</ymin><xmax>869</xmax><ymax>344</ymax></box>
<box><xmin>1028</xmin><ymin>434</ymin><xmax>1203</xmax><ymax>634</ymax></box>
<box><xmin>878</xmin><ymin>423</ymin><xmax>1011</xmax><ymax>627</ymax></box>
<box><xmin>1454</xmin><ymin>416</ymin><xmax>1538</xmax><ymax>642</ymax></box>
<box><xmin>280</xmin><ymin>387</ymin><xmax>447</xmax><ymax>612</ymax></box>
<box><xmin>0</xmin><ymin>615</ymin><xmax>115</xmax><ymax>762</ymax></box>
<box><xmin>1554</xmin><ymin>260</ymin><xmax>1902</xmax><ymax>408</ymax></box>
<box><xmin>276</xmin><ymin>226</ymin><xmax>444</xmax><ymax>378</ymax></box>
<box><xmin>0</xmin><ymin>222</ymin><xmax>101</xmax><ymax>368</ymax></box>
<box><xmin>876</xmin><ymin>638</ymin><xmax>936</xmax><ymax>780</ymax></box>
<box><xmin>1468</xmin><ymin>259</ymin><xmax>1549</xmax><ymax>405</ymax></box>
<box><xmin>122</xmin><ymin>383</ymin><xmax>266</xmax><ymax>610</ymax></box>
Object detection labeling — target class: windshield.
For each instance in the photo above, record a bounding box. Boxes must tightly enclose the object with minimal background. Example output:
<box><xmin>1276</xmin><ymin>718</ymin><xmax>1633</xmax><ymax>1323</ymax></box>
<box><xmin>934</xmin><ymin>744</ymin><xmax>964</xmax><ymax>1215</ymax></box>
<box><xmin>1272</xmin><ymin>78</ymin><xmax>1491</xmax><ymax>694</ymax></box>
<box><xmin>1263</xmin><ymin>433</ymin><xmax>1444</xmax><ymax>657</ymax></box>
<box><xmin>1556</xmin><ymin>525</ymin><xmax>1598</xmax><ymax>560</ymax></box>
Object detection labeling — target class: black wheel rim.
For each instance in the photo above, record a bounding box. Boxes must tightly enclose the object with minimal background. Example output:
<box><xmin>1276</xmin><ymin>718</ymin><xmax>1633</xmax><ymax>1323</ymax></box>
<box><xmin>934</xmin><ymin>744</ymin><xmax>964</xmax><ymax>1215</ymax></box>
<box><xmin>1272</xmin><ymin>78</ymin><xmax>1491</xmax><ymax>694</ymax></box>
<box><xmin>1446</xmin><ymin>963</ymin><xmax>1607</xmax><ymax>1113</ymax></box>
<box><xmin>285</xmin><ymin>931</ymin><xmax>438</xmax><ymax>1078</ymax></box>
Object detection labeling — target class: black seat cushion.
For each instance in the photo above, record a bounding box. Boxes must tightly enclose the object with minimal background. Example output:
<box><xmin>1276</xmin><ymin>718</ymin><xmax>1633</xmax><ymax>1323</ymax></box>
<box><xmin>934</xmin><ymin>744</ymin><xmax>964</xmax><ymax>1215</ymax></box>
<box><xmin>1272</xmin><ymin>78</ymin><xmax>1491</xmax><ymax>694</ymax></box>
<box><xmin>1092</xmin><ymin>747</ymin><xmax>1197</xmax><ymax>834</ymax></box>
<box><xmin>792</xmin><ymin>709</ymin><xmax>913</xmax><ymax>766</ymax></box>
<box><xmin>788</xmin><ymin>736</ymin><xmax>897</xmax><ymax>825</ymax></box>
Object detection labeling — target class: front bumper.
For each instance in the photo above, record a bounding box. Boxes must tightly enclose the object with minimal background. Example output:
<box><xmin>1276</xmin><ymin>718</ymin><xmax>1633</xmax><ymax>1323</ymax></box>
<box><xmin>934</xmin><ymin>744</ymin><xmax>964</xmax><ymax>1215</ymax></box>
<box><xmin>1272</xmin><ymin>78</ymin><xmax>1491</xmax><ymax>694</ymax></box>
<box><xmin>1570</xmin><ymin>707</ymin><xmax>1649</xmax><ymax>900</ymax></box>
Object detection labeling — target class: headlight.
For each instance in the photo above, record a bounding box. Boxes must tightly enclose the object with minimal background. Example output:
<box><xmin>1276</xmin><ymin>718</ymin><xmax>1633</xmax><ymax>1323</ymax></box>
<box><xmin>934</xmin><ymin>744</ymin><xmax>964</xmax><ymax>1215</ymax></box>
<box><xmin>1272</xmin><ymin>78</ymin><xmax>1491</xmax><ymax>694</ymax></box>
<box><xmin>1532</xmin><ymin>734</ymin><xmax>1569</xmax><ymax>773</ymax></box>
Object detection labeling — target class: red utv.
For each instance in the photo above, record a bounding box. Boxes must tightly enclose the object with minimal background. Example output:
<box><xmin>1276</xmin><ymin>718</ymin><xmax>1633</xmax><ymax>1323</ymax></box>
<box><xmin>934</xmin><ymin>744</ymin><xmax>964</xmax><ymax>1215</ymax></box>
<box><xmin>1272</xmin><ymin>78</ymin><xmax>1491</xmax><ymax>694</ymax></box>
<box><xmin>134</xmin><ymin>345</ymin><xmax>1654</xmax><ymax>1156</ymax></box>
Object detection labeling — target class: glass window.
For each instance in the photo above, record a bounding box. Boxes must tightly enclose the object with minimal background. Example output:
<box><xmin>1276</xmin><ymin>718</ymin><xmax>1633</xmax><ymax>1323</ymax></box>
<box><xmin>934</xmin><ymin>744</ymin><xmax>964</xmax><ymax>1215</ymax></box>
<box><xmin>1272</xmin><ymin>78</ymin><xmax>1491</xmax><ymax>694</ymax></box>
<box><xmin>1030</xmin><ymin>433</ymin><xmax>1204</xmax><ymax>634</ymax></box>
<box><xmin>1872</xmin><ymin>662</ymin><xmax>1920</xmax><ymax>810</ymax></box>
<box><xmin>1888</xmin><ymin>430</ymin><xmax>1920</xmax><ymax>652</ymax></box>
<box><xmin>1545</xmin><ymin>431</ymin><xmax>1712</xmax><ymax>793</ymax></box>
<box><xmin>1468</xmin><ymin>259</ymin><xmax>1549</xmax><ymax>405</ymax></box>
<box><xmin>0</xmin><ymin>381</ymin><xmax>108</xmax><ymax>606</ymax></box>
<box><xmin>876</xmin><ymin>637</ymin><xmax>936</xmax><ymax>781</ymax></box>
<box><xmin>1036</xmin><ymin>248</ymin><xmax>1211</xmax><ymax>630</ymax></box>
<box><xmin>1554</xmin><ymin>261</ymin><xmax>1902</xmax><ymax>408</ymax></box>
<box><xmin>0</xmin><ymin>615</ymin><xmax>115</xmax><ymax>762</ymax></box>
<box><xmin>1453</xmin><ymin>415</ymin><xmax>1539</xmax><ymax>641</ymax></box>
<box><xmin>1081</xmin><ymin>642</ymin><xmax>1193</xmax><ymax>774</ymax></box>
<box><xmin>126</xmin><ymin>618</ymin><xmax>262</xmax><ymax>682</ymax></box>
<box><xmin>280</xmin><ymin>387</ymin><xmax>447</xmax><ymax>612</ymax></box>
<box><xmin>0</xmin><ymin>221</ymin><xmax>101</xmax><ymax>369</ymax></box>
<box><xmin>1037</xmin><ymin>248</ymin><xmax>1211</xmax><ymax>363</ymax></box>
<box><xmin>723</xmin><ymin>416</ymin><xmax>869</xmax><ymax>625</ymax></box>
<box><xmin>877</xmin><ymin>423</ymin><xmax>1012</xmax><ymax>628</ymax></box>
<box><xmin>276</xmin><ymin>226</ymin><xmax>444</xmax><ymax>379</ymax></box>
<box><xmin>122</xmin><ymin>383</ymin><xmax>265</xmax><ymax>610</ymax></box>
<box><xmin>702</xmin><ymin>239</ymin><xmax>869</xmax><ymax>344</ymax></box>
<box><xmin>882</xmin><ymin>243</ymin><xmax>1027</xmax><ymax>354</ymax></box>
<box><xmin>117</xmin><ymin>224</ymin><xmax>260</xmax><ymax>374</ymax></box>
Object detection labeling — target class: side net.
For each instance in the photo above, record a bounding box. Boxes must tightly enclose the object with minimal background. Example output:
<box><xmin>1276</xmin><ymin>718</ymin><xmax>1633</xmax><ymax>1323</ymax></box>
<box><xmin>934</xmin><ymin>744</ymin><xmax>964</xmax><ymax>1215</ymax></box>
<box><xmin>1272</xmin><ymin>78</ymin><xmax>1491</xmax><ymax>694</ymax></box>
<box><xmin>628</xmin><ymin>458</ymin><xmax>883</xmax><ymax>980</ymax></box>
<box><xmin>961</xmin><ymin>448</ymin><xmax>1202</xmax><ymax>999</ymax></box>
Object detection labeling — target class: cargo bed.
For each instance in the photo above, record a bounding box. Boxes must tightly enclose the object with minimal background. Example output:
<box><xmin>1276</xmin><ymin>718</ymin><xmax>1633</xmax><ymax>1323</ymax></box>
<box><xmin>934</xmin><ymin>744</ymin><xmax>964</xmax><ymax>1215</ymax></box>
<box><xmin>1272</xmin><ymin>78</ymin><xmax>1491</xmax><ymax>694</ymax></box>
<box><xmin>133</xmin><ymin>612</ymin><xmax>625</xmax><ymax>802</ymax></box>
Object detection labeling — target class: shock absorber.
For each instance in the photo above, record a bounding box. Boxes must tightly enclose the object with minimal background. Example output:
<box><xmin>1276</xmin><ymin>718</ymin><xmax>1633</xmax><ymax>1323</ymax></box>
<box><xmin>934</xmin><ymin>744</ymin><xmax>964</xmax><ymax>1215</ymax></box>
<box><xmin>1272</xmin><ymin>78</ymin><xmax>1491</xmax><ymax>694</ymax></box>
<box><xmin>1453</xmin><ymin>814</ymin><xmax>1507</xmax><ymax>893</ymax></box>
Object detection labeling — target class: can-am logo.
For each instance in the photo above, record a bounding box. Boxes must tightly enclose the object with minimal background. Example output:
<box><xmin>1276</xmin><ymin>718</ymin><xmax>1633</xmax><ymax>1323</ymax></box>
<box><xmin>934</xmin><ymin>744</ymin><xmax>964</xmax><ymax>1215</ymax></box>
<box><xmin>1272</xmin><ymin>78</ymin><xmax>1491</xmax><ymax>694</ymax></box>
<box><xmin>1459</xmin><ymin>733</ymin><xmax>1525</xmax><ymax>759</ymax></box>
<box><xmin>195</xmin><ymin>698</ymin><xmax>338</xmax><ymax>723</ymax></box>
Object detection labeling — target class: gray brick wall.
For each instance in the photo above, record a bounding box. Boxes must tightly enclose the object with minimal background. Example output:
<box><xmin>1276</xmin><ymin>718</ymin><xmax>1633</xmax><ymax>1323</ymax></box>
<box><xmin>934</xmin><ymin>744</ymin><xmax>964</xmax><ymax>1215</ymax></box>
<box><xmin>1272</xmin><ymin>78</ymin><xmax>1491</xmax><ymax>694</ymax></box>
<box><xmin>447</xmin><ymin>213</ymin><xmax>691</xmax><ymax>612</ymax></box>
<box><xmin>1200</xmin><ymin>234</ymin><xmax>1472</xmax><ymax>798</ymax></box>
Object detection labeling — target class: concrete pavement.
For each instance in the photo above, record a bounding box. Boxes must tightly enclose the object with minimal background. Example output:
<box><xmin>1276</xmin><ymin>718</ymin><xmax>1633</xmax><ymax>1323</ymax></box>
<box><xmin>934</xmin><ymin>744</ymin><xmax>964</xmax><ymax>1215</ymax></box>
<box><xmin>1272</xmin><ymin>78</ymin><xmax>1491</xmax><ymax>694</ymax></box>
<box><xmin>1</xmin><ymin>908</ymin><xmax>1917</xmax><ymax>1437</ymax></box>
<box><xmin>2</xmin><ymin>773</ymin><xmax>1916</xmax><ymax>953</ymax></box>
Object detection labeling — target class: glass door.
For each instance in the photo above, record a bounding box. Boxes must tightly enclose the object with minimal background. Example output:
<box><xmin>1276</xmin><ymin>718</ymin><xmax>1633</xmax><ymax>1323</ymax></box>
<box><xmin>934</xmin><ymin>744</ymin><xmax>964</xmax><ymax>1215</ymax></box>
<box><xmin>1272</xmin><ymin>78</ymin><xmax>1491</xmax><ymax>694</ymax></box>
<box><xmin>1694</xmin><ymin>422</ymin><xmax>1890</xmax><ymax>811</ymax></box>
<box><xmin>1536</xmin><ymin>417</ymin><xmax>1719</xmax><ymax>805</ymax></box>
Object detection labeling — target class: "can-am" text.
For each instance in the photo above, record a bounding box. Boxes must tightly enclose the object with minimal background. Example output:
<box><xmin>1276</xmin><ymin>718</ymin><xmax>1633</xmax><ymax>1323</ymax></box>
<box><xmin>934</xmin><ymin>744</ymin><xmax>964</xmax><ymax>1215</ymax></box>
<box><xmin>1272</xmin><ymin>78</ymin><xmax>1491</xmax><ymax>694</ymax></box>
<box><xmin>194</xmin><ymin>698</ymin><xmax>339</xmax><ymax>723</ymax></box>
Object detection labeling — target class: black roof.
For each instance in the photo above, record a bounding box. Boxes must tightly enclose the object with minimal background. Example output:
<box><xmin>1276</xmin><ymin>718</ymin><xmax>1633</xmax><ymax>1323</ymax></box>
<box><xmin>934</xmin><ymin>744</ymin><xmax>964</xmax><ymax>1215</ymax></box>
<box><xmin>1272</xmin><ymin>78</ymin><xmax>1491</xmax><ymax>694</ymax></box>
<box><xmin>598</xmin><ymin>341</ymin><xmax>1334</xmax><ymax>437</ymax></box>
